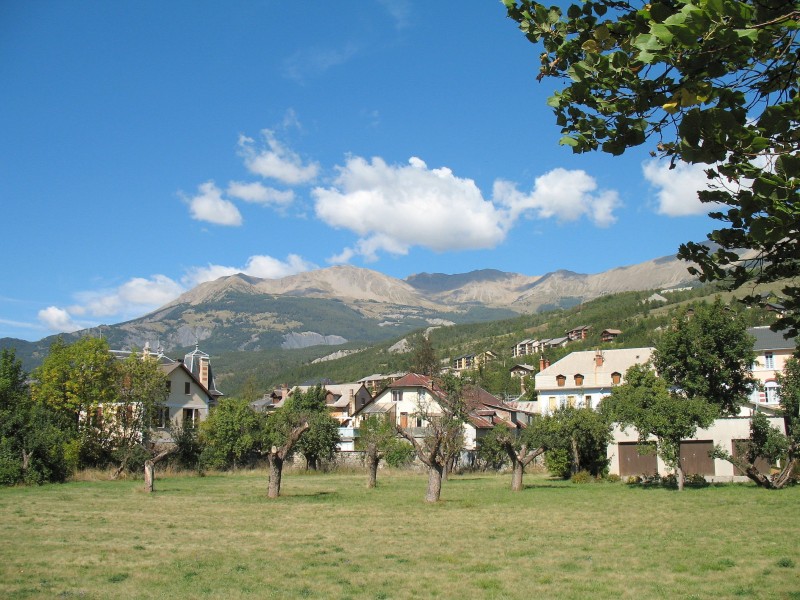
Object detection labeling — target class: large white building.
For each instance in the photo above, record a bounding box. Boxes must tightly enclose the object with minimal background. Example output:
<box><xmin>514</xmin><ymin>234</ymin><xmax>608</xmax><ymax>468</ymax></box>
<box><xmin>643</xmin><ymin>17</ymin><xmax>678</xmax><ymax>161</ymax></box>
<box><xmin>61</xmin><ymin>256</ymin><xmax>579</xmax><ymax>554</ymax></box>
<box><xmin>535</xmin><ymin>348</ymin><xmax>653</xmax><ymax>414</ymax></box>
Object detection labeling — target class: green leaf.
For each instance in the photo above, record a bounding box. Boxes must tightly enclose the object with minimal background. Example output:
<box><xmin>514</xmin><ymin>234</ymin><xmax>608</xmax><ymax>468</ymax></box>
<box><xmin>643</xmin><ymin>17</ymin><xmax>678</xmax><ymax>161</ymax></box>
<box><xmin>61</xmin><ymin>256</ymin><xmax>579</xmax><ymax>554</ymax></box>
<box><xmin>559</xmin><ymin>136</ymin><xmax>580</xmax><ymax>147</ymax></box>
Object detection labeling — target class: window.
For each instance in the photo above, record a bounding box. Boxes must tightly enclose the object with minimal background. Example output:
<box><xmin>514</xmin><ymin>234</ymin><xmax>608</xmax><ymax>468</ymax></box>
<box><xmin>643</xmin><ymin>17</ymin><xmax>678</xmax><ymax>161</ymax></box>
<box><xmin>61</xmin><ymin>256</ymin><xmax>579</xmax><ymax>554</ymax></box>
<box><xmin>184</xmin><ymin>381</ymin><xmax>191</xmax><ymax>395</ymax></box>
<box><xmin>166</xmin><ymin>380</ymin><xmax>171</xmax><ymax>393</ymax></box>
<box><xmin>549</xmin><ymin>397</ymin><xmax>556</xmax><ymax>411</ymax></box>
<box><xmin>574</xmin><ymin>374</ymin><xmax>584</xmax><ymax>386</ymax></box>
<box><xmin>156</xmin><ymin>407</ymin><xmax>170</xmax><ymax>428</ymax></box>
<box><xmin>585</xmin><ymin>395</ymin><xmax>592</xmax><ymax>410</ymax></box>
<box><xmin>611</xmin><ymin>372</ymin><xmax>622</xmax><ymax>385</ymax></box>
<box><xmin>556</xmin><ymin>375</ymin><xmax>566</xmax><ymax>387</ymax></box>
<box><xmin>764</xmin><ymin>352</ymin><xmax>775</xmax><ymax>370</ymax></box>
<box><xmin>416</xmin><ymin>417</ymin><xmax>423</xmax><ymax>428</ymax></box>
<box><xmin>559</xmin><ymin>397</ymin><xmax>567</xmax><ymax>409</ymax></box>
<box><xmin>183</xmin><ymin>408</ymin><xmax>200</xmax><ymax>427</ymax></box>
<box><xmin>392</xmin><ymin>390</ymin><xmax>402</xmax><ymax>402</ymax></box>
<box><xmin>567</xmin><ymin>396</ymin><xmax>576</xmax><ymax>408</ymax></box>
<box><xmin>765</xmin><ymin>381</ymin><xmax>780</xmax><ymax>404</ymax></box>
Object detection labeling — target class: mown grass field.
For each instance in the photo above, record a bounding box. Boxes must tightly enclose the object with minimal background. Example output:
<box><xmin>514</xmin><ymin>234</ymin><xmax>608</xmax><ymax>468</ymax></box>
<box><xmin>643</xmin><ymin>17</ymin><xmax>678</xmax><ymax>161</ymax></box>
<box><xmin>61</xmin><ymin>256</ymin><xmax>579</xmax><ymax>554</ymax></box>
<box><xmin>1</xmin><ymin>470</ymin><xmax>799</xmax><ymax>599</ymax></box>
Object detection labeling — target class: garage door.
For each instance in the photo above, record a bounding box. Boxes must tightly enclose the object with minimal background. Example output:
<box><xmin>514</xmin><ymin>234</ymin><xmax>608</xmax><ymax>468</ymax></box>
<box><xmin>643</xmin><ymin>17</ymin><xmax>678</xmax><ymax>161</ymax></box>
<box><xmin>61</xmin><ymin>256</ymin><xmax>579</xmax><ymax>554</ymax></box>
<box><xmin>618</xmin><ymin>442</ymin><xmax>657</xmax><ymax>476</ymax></box>
<box><xmin>679</xmin><ymin>440</ymin><xmax>715</xmax><ymax>475</ymax></box>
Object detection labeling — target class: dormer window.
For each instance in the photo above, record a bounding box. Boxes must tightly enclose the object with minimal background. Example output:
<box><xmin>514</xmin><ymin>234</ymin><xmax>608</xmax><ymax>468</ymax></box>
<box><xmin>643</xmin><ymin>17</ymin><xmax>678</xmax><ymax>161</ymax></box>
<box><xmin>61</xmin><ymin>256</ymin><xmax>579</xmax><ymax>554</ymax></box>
<box><xmin>611</xmin><ymin>372</ymin><xmax>622</xmax><ymax>385</ymax></box>
<box><xmin>574</xmin><ymin>374</ymin><xmax>584</xmax><ymax>386</ymax></box>
<box><xmin>556</xmin><ymin>375</ymin><xmax>566</xmax><ymax>387</ymax></box>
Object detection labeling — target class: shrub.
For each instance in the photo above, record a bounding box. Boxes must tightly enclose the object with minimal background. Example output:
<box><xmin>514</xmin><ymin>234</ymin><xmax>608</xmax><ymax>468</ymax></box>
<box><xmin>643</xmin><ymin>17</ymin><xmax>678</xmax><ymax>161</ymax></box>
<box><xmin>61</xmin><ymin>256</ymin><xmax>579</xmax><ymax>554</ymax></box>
<box><xmin>626</xmin><ymin>475</ymin><xmax>642</xmax><ymax>485</ymax></box>
<box><xmin>544</xmin><ymin>448</ymin><xmax>571</xmax><ymax>479</ymax></box>
<box><xmin>686</xmin><ymin>473</ymin><xmax>708</xmax><ymax>487</ymax></box>
<box><xmin>605</xmin><ymin>473</ymin><xmax>621</xmax><ymax>483</ymax></box>
<box><xmin>571</xmin><ymin>470</ymin><xmax>594</xmax><ymax>484</ymax></box>
<box><xmin>384</xmin><ymin>439</ymin><xmax>415</xmax><ymax>468</ymax></box>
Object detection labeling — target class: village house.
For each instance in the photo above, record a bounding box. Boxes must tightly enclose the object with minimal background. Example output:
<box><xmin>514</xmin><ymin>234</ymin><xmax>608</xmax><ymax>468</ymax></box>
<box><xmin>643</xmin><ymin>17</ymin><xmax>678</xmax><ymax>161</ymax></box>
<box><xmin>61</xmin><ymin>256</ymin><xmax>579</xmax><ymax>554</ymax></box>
<box><xmin>535</xmin><ymin>348</ymin><xmax>653</xmax><ymax>414</ymax></box>
<box><xmin>536</xmin><ymin>344</ymin><xmax>788</xmax><ymax>481</ymax></box>
<box><xmin>566</xmin><ymin>325</ymin><xmax>591</xmax><ymax>341</ymax></box>
<box><xmin>353</xmin><ymin>373</ymin><xmax>524</xmax><ymax>457</ymax></box>
<box><xmin>747</xmin><ymin>326</ymin><xmax>796</xmax><ymax>406</ymax></box>
<box><xmin>110</xmin><ymin>344</ymin><xmax>222</xmax><ymax>443</ymax></box>
<box><xmin>600</xmin><ymin>329</ymin><xmax>622</xmax><ymax>343</ymax></box>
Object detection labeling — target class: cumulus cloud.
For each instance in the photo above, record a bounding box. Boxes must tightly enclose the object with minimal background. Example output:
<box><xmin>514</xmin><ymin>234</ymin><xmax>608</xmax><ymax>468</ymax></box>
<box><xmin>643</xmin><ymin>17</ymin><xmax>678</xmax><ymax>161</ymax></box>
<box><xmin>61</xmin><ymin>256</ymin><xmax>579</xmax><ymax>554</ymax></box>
<box><xmin>239</xmin><ymin>130</ymin><xmax>319</xmax><ymax>185</ymax></box>
<box><xmin>314</xmin><ymin>157</ymin><xmax>620</xmax><ymax>263</ymax></box>
<box><xmin>38</xmin><ymin>306</ymin><xmax>82</xmax><ymax>333</ymax></box>
<box><xmin>183</xmin><ymin>254</ymin><xmax>317</xmax><ymax>287</ymax></box>
<box><xmin>494</xmin><ymin>168</ymin><xmax>621</xmax><ymax>227</ymax></box>
<box><xmin>227</xmin><ymin>181</ymin><xmax>294</xmax><ymax>206</ymax></box>
<box><xmin>71</xmin><ymin>275</ymin><xmax>185</xmax><ymax>318</ymax></box>
<box><xmin>642</xmin><ymin>159</ymin><xmax>723</xmax><ymax>216</ymax></box>
<box><xmin>315</xmin><ymin>156</ymin><xmax>508</xmax><ymax>261</ymax></box>
<box><xmin>186</xmin><ymin>181</ymin><xmax>243</xmax><ymax>226</ymax></box>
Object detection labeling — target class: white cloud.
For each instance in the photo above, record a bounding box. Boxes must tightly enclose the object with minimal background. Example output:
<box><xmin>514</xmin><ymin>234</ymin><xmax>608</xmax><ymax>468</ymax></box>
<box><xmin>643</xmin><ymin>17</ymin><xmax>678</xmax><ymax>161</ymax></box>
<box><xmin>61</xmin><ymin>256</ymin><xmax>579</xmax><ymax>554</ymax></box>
<box><xmin>38</xmin><ymin>306</ymin><xmax>82</xmax><ymax>333</ymax></box>
<box><xmin>183</xmin><ymin>254</ymin><xmax>317</xmax><ymax>287</ymax></box>
<box><xmin>239</xmin><ymin>130</ymin><xmax>319</xmax><ymax>185</ymax></box>
<box><xmin>315</xmin><ymin>157</ymin><xmax>620</xmax><ymax>262</ymax></box>
<box><xmin>642</xmin><ymin>159</ymin><xmax>722</xmax><ymax>217</ymax></box>
<box><xmin>378</xmin><ymin>0</ymin><xmax>411</xmax><ymax>28</ymax></box>
<box><xmin>227</xmin><ymin>181</ymin><xmax>294</xmax><ymax>206</ymax></box>
<box><xmin>494</xmin><ymin>168</ymin><xmax>621</xmax><ymax>227</ymax></box>
<box><xmin>71</xmin><ymin>275</ymin><xmax>185</xmax><ymax>318</ymax></box>
<box><xmin>314</xmin><ymin>156</ymin><xmax>508</xmax><ymax>262</ymax></box>
<box><xmin>186</xmin><ymin>181</ymin><xmax>243</xmax><ymax>226</ymax></box>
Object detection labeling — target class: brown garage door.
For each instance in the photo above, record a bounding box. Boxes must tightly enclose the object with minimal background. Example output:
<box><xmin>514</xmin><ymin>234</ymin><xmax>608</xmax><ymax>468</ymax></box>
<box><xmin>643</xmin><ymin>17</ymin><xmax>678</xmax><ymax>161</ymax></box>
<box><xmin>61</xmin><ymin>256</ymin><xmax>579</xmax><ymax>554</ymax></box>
<box><xmin>731</xmin><ymin>439</ymin><xmax>770</xmax><ymax>476</ymax></box>
<box><xmin>618</xmin><ymin>442</ymin><xmax>657</xmax><ymax>476</ymax></box>
<box><xmin>679</xmin><ymin>440</ymin><xmax>715</xmax><ymax>475</ymax></box>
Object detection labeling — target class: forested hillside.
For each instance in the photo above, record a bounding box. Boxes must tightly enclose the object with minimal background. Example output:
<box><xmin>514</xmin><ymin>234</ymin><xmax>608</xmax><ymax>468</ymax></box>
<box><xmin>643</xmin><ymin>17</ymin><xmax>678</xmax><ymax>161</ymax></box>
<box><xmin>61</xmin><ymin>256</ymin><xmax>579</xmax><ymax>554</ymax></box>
<box><xmin>216</xmin><ymin>282</ymin><xmax>782</xmax><ymax>399</ymax></box>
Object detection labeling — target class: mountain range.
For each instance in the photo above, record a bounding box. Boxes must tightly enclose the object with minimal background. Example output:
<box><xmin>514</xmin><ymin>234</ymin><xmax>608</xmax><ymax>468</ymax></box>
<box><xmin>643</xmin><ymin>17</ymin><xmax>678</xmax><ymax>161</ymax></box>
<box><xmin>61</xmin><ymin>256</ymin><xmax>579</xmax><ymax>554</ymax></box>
<box><xmin>1</xmin><ymin>253</ymin><xmax>697</xmax><ymax>368</ymax></box>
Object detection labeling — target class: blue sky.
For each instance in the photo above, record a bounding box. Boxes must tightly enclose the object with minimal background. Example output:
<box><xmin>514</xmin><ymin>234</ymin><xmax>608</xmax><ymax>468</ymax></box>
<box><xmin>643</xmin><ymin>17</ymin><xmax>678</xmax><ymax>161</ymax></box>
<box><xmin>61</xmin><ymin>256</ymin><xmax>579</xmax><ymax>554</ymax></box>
<box><xmin>0</xmin><ymin>1</ymin><xmax>720</xmax><ymax>341</ymax></box>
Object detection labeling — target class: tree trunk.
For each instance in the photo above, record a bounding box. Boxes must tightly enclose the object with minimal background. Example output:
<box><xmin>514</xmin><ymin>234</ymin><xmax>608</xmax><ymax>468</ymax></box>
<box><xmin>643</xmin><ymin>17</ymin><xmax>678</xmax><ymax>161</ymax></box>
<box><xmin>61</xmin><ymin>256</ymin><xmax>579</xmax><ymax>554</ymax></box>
<box><xmin>676</xmin><ymin>463</ymin><xmax>685</xmax><ymax>491</ymax></box>
<box><xmin>511</xmin><ymin>460</ymin><xmax>524</xmax><ymax>492</ymax></box>
<box><xmin>772</xmin><ymin>457</ymin><xmax>797</xmax><ymax>489</ymax></box>
<box><xmin>425</xmin><ymin>463</ymin><xmax>444</xmax><ymax>503</ymax></box>
<box><xmin>570</xmin><ymin>436</ymin><xmax>580</xmax><ymax>475</ymax></box>
<box><xmin>268</xmin><ymin>456</ymin><xmax>283</xmax><ymax>499</ymax></box>
<box><xmin>367</xmin><ymin>454</ymin><xmax>379</xmax><ymax>489</ymax></box>
<box><xmin>144</xmin><ymin>460</ymin><xmax>155</xmax><ymax>493</ymax></box>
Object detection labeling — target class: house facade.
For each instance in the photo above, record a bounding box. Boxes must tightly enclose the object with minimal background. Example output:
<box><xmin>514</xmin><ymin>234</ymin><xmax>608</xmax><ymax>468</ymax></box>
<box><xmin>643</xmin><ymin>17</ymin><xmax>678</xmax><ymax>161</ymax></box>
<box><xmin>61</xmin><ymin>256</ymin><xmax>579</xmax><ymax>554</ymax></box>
<box><xmin>748</xmin><ymin>326</ymin><xmax>796</xmax><ymax>406</ymax></box>
<box><xmin>535</xmin><ymin>348</ymin><xmax>654</xmax><ymax>414</ymax></box>
<box><xmin>353</xmin><ymin>373</ymin><xmax>522</xmax><ymax>454</ymax></box>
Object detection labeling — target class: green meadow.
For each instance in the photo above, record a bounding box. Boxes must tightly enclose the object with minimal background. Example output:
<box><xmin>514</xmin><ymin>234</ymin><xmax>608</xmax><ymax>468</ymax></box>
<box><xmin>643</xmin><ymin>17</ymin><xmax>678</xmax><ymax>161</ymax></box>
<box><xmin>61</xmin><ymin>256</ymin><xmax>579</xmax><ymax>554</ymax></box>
<box><xmin>1</xmin><ymin>470</ymin><xmax>798</xmax><ymax>599</ymax></box>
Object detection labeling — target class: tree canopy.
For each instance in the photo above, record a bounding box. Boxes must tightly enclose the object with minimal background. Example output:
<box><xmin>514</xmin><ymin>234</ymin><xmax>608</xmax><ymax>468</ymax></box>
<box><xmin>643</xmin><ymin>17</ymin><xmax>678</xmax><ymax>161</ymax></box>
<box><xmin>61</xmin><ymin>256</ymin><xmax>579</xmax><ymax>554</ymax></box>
<box><xmin>653</xmin><ymin>299</ymin><xmax>755</xmax><ymax>415</ymax></box>
<box><xmin>504</xmin><ymin>0</ymin><xmax>800</xmax><ymax>335</ymax></box>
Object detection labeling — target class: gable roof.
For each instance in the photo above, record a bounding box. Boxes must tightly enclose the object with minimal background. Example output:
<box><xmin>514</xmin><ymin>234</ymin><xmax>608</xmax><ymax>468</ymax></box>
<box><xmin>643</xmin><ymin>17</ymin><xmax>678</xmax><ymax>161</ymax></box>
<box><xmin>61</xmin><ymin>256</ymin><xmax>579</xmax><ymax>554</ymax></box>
<box><xmin>748</xmin><ymin>326</ymin><xmax>796</xmax><ymax>352</ymax></box>
<box><xmin>536</xmin><ymin>348</ymin><xmax>653</xmax><ymax>392</ymax></box>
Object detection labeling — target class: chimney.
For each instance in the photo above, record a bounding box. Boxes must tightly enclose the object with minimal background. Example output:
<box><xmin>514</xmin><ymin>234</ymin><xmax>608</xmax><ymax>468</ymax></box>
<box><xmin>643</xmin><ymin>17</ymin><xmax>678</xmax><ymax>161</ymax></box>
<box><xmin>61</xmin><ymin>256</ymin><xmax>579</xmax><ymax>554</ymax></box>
<box><xmin>539</xmin><ymin>355</ymin><xmax>547</xmax><ymax>371</ymax></box>
<box><xmin>595</xmin><ymin>350</ymin><xmax>604</xmax><ymax>367</ymax></box>
<box><xmin>281</xmin><ymin>384</ymin><xmax>289</xmax><ymax>401</ymax></box>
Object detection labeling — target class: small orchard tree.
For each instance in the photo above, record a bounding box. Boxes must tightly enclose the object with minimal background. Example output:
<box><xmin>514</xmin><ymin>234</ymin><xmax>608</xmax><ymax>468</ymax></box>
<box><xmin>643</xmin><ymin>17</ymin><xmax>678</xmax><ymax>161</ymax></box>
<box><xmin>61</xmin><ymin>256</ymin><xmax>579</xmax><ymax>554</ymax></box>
<box><xmin>544</xmin><ymin>406</ymin><xmax>612</xmax><ymax>479</ymax></box>
<box><xmin>714</xmin><ymin>357</ymin><xmax>800</xmax><ymax>489</ymax></box>
<box><xmin>111</xmin><ymin>350</ymin><xmax>169</xmax><ymax>479</ymax></box>
<box><xmin>356</xmin><ymin>414</ymin><xmax>397</xmax><ymax>488</ymax></box>
<box><xmin>261</xmin><ymin>406</ymin><xmax>309</xmax><ymax>499</ymax></box>
<box><xmin>291</xmin><ymin>386</ymin><xmax>340</xmax><ymax>470</ymax></box>
<box><xmin>397</xmin><ymin>373</ymin><xmax>467</xmax><ymax>502</ymax></box>
<box><xmin>603</xmin><ymin>363</ymin><xmax>718</xmax><ymax>490</ymax></box>
<box><xmin>199</xmin><ymin>397</ymin><xmax>264</xmax><ymax>470</ymax></box>
<box><xmin>486</xmin><ymin>416</ymin><xmax>551</xmax><ymax>491</ymax></box>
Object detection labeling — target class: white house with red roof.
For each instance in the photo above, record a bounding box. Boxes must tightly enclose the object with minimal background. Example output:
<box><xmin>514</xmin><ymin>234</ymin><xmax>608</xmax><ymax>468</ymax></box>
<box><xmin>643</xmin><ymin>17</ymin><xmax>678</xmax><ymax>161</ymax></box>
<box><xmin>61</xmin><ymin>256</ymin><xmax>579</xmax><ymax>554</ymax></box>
<box><xmin>353</xmin><ymin>373</ymin><xmax>523</xmax><ymax>453</ymax></box>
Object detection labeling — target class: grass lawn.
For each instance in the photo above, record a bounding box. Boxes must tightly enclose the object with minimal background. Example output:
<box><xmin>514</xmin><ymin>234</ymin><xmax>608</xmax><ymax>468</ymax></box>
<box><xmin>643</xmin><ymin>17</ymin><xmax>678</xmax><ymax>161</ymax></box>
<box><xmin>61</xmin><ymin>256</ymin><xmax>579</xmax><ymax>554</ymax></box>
<box><xmin>1</xmin><ymin>469</ymin><xmax>799</xmax><ymax>599</ymax></box>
